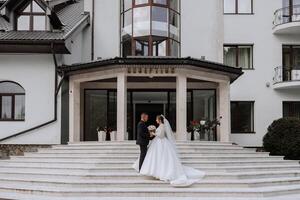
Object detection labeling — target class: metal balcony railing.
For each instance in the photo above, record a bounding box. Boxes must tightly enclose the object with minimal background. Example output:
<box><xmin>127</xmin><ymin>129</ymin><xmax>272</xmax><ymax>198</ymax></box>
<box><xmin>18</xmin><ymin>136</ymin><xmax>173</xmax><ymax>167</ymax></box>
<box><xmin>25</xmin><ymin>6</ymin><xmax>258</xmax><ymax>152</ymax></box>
<box><xmin>273</xmin><ymin>5</ymin><xmax>300</xmax><ymax>26</ymax></box>
<box><xmin>274</xmin><ymin>66</ymin><xmax>300</xmax><ymax>84</ymax></box>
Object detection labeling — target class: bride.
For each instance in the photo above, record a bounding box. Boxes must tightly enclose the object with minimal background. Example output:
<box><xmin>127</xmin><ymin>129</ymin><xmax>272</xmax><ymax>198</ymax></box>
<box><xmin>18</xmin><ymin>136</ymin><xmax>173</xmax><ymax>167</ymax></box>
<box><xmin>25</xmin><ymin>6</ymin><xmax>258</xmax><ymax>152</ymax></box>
<box><xmin>133</xmin><ymin>115</ymin><xmax>205</xmax><ymax>187</ymax></box>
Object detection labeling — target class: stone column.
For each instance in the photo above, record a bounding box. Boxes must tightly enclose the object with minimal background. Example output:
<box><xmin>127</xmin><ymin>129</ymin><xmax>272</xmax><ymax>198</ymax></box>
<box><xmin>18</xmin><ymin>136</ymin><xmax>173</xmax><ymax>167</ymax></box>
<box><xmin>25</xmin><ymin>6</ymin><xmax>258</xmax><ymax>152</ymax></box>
<box><xmin>69</xmin><ymin>80</ymin><xmax>80</xmax><ymax>143</ymax></box>
<box><xmin>117</xmin><ymin>73</ymin><xmax>127</xmax><ymax>141</ymax></box>
<box><xmin>217</xmin><ymin>81</ymin><xmax>231</xmax><ymax>142</ymax></box>
<box><xmin>176</xmin><ymin>74</ymin><xmax>187</xmax><ymax>141</ymax></box>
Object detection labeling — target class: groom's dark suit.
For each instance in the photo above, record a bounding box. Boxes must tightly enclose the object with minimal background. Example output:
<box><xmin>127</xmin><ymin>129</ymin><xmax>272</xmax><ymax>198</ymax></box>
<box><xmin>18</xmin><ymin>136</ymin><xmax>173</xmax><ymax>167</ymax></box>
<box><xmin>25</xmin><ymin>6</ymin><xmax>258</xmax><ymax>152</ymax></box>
<box><xmin>136</xmin><ymin>120</ymin><xmax>152</xmax><ymax>171</ymax></box>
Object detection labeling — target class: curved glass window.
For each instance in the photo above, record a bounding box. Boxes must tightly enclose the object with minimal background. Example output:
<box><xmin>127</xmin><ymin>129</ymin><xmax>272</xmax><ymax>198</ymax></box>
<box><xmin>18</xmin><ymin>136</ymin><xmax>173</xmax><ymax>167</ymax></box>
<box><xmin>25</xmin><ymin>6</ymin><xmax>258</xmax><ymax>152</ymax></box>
<box><xmin>0</xmin><ymin>81</ymin><xmax>25</xmax><ymax>121</ymax></box>
<box><xmin>121</xmin><ymin>0</ymin><xmax>180</xmax><ymax>57</ymax></box>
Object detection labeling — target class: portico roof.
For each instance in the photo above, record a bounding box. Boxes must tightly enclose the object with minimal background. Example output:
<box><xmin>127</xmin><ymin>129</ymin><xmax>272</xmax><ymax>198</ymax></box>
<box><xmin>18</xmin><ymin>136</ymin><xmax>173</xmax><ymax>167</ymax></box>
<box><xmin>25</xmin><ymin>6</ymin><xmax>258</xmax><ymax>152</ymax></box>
<box><xmin>59</xmin><ymin>57</ymin><xmax>244</xmax><ymax>83</ymax></box>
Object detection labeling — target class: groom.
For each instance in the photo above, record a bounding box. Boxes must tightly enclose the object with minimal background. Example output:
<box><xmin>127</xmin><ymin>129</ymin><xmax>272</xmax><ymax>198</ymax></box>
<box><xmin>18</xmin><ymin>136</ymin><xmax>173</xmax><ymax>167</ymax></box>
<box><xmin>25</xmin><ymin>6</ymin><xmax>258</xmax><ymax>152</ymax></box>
<box><xmin>136</xmin><ymin>113</ymin><xmax>154</xmax><ymax>171</ymax></box>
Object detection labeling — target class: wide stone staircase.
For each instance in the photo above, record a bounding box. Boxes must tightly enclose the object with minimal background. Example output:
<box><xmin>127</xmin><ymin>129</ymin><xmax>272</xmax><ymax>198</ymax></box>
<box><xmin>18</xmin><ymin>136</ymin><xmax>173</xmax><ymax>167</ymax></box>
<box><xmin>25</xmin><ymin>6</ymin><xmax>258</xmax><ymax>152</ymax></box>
<box><xmin>0</xmin><ymin>141</ymin><xmax>299</xmax><ymax>200</ymax></box>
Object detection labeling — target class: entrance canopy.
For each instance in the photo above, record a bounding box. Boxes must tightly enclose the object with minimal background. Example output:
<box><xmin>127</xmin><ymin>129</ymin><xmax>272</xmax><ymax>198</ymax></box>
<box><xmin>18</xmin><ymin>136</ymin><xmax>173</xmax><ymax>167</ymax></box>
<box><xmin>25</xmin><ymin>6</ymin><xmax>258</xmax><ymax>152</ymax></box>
<box><xmin>60</xmin><ymin>57</ymin><xmax>243</xmax><ymax>143</ymax></box>
<box><xmin>59</xmin><ymin>57</ymin><xmax>243</xmax><ymax>83</ymax></box>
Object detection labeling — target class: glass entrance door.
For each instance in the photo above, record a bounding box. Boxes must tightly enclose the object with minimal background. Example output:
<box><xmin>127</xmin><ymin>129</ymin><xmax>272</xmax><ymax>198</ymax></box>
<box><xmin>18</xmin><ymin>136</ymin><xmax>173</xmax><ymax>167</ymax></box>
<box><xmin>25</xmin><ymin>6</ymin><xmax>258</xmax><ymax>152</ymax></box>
<box><xmin>84</xmin><ymin>90</ymin><xmax>117</xmax><ymax>141</ymax></box>
<box><xmin>135</xmin><ymin>103</ymin><xmax>164</xmax><ymax>137</ymax></box>
<box><xmin>127</xmin><ymin>91</ymin><xmax>175</xmax><ymax>140</ymax></box>
<box><xmin>127</xmin><ymin>89</ymin><xmax>216</xmax><ymax>141</ymax></box>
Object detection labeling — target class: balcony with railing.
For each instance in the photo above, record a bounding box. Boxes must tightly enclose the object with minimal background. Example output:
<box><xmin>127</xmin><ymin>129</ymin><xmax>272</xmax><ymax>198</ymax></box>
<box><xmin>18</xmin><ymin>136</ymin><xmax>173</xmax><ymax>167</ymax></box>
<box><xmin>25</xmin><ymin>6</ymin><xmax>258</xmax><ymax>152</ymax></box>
<box><xmin>273</xmin><ymin>66</ymin><xmax>300</xmax><ymax>89</ymax></box>
<box><xmin>273</xmin><ymin>5</ymin><xmax>300</xmax><ymax>34</ymax></box>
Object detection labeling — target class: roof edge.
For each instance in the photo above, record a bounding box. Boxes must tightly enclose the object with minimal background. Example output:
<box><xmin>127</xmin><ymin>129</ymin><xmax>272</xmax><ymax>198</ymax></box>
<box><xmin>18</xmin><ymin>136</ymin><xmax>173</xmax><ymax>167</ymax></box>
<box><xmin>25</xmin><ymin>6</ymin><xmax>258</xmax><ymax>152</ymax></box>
<box><xmin>59</xmin><ymin>57</ymin><xmax>244</xmax><ymax>83</ymax></box>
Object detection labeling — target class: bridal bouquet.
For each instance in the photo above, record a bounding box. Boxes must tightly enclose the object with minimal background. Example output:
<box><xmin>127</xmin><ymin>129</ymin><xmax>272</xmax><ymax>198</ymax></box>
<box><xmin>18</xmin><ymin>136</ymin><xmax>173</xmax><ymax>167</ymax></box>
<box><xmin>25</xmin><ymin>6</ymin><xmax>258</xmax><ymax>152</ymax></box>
<box><xmin>148</xmin><ymin>125</ymin><xmax>156</xmax><ymax>133</ymax></box>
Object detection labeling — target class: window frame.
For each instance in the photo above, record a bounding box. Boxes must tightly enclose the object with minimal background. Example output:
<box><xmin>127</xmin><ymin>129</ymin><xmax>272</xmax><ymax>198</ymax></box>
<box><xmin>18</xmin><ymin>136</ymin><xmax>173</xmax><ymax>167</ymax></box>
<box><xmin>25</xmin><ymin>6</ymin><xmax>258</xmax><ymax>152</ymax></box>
<box><xmin>223</xmin><ymin>0</ymin><xmax>254</xmax><ymax>15</ymax></box>
<box><xmin>230</xmin><ymin>101</ymin><xmax>255</xmax><ymax>134</ymax></box>
<box><xmin>283</xmin><ymin>101</ymin><xmax>300</xmax><ymax>118</ymax></box>
<box><xmin>0</xmin><ymin>94</ymin><xmax>25</xmax><ymax>122</ymax></box>
<box><xmin>16</xmin><ymin>0</ymin><xmax>47</xmax><ymax>31</ymax></box>
<box><xmin>0</xmin><ymin>81</ymin><xmax>25</xmax><ymax>122</ymax></box>
<box><xmin>223</xmin><ymin>44</ymin><xmax>254</xmax><ymax>70</ymax></box>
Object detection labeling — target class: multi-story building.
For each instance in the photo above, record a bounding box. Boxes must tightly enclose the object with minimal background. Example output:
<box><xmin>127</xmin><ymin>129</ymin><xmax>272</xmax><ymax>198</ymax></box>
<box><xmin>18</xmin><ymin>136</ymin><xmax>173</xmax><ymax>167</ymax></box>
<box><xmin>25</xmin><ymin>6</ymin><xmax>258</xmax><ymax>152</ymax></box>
<box><xmin>0</xmin><ymin>0</ymin><xmax>299</xmax><ymax>147</ymax></box>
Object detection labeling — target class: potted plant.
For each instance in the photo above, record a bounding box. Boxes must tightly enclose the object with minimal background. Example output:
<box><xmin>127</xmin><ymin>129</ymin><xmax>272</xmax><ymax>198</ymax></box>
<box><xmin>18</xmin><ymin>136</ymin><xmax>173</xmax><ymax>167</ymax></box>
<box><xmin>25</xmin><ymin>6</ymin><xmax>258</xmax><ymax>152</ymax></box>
<box><xmin>188</xmin><ymin>120</ymin><xmax>200</xmax><ymax>141</ymax></box>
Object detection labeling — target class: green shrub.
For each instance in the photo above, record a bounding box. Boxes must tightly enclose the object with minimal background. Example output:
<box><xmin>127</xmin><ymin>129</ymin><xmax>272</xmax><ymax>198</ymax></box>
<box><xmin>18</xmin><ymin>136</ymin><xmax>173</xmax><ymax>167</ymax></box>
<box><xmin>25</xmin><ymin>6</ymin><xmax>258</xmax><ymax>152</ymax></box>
<box><xmin>263</xmin><ymin>118</ymin><xmax>300</xmax><ymax>160</ymax></box>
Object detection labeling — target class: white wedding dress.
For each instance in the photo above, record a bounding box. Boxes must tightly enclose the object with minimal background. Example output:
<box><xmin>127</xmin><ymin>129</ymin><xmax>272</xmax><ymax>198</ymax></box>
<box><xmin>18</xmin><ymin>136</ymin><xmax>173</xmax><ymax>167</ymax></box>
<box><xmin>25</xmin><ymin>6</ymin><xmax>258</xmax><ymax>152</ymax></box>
<box><xmin>133</xmin><ymin>117</ymin><xmax>205</xmax><ymax>187</ymax></box>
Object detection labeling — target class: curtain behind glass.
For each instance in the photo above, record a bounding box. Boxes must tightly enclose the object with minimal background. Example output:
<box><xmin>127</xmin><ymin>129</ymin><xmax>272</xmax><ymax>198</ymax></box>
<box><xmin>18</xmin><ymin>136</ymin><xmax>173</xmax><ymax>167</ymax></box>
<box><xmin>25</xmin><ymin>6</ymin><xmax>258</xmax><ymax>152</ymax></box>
<box><xmin>224</xmin><ymin>47</ymin><xmax>237</xmax><ymax>67</ymax></box>
<box><xmin>238</xmin><ymin>46</ymin><xmax>252</xmax><ymax>69</ymax></box>
<box><xmin>1</xmin><ymin>96</ymin><xmax>12</xmax><ymax>119</ymax></box>
<box><xmin>14</xmin><ymin>95</ymin><xmax>25</xmax><ymax>120</ymax></box>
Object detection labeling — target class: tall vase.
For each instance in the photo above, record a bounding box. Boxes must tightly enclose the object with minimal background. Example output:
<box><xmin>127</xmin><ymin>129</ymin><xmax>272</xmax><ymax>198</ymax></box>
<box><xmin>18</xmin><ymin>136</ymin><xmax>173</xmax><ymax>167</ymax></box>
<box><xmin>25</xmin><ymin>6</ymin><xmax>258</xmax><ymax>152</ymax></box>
<box><xmin>98</xmin><ymin>131</ymin><xmax>106</xmax><ymax>142</ymax></box>
<box><xmin>187</xmin><ymin>132</ymin><xmax>191</xmax><ymax>141</ymax></box>
<box><xmin>110</xmin><ymin>131</ymin><xmax>117</xmax><ymax>141</ymax></box>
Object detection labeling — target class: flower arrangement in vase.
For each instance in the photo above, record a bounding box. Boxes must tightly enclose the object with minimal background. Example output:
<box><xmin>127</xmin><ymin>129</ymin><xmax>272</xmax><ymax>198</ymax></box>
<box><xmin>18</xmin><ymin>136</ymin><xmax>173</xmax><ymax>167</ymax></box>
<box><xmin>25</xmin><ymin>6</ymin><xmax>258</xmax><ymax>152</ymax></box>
<box><xmin>188</xmin><ymin>117</ymin><xmax>222</xmax><ymax>141</ymax></box>
<box><xmin>97</xmin><ymin>127</ymin><xmax>113</xmax><ymax>141</ymax></box>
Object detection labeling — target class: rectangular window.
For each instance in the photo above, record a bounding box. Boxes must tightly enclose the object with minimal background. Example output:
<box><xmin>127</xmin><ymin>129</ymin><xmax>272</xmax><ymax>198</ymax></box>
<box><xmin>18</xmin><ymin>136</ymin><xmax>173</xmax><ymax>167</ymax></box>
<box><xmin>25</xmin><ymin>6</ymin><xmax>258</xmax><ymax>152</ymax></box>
<box><xmin>231</xmin><ymin>101</ymin><xmax>254</xmax><ymax>133</ymax></box>
<box><xmin>283</xmin><ymin>102</ymin><xmax>300</xmax><ymax>118</ymax></box>
<box><xmin>282</xmin><ymin>45</ymin><xmax>300</xmax><ymax>81</ymax></box>
<box><xmin>224</xmin><ymin>0</ymin><xmax>253</xmax><ymax>14</ymax></box>
<box><xmin>0</xmin><ymin>95</ymin><xmax>26</xmax><ymax>121</ymax></box>
<box><xmin>224</xmin><ymin>45</ymin><xmax>253</xmax><ymax>69</ymax></box>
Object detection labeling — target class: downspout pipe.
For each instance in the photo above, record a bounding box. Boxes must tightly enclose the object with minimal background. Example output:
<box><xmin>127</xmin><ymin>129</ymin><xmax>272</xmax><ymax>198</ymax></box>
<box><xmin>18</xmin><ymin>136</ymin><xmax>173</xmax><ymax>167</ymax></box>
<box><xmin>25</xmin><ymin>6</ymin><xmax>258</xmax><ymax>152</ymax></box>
<box><xmin>0</xmin><ymin>44</ymin><xmax>64</xmax><ymax>142</ymax></box>
<box><xmin>91</xmin><ymin>0</ymin><xmax>95</xmax><ymax>60</ymax></box>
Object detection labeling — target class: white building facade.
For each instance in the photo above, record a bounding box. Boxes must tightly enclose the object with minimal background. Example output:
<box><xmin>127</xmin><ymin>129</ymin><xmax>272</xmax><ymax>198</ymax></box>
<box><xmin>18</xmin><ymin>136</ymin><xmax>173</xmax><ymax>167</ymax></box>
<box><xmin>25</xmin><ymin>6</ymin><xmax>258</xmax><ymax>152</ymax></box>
<box><xmin>0</xmin><ymin>0</ymin><xmax>299</xmax><ymax>146</ymax></box>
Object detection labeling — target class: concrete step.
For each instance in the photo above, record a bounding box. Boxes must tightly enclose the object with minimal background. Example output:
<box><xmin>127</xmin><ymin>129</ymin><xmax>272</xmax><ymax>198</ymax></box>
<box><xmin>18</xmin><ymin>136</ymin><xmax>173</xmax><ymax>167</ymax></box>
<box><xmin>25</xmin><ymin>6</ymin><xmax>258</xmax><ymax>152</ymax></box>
<box><xmin>9</xmin><ymin>157</ymin><xmax>284</xmax><ymax>163</ymax></box>
<box><xmin>26</xmin><ymin>152</ymin><xmax>271</xmax><ymax>157</ymax></box>
<box><xmin>17</xmin><ymin>153</ymin><xmax>280</xmax><ymax>159</ymax></box>
<box><xmin>1</xmin><ymin>176</ymin><xmax>300</xmax><ymax>189</ymax></box>
<box><xmin>53</xmin><ymin>145</ymin><xmax>243</xmax><ymax>150</ymax></box>
<box><xmin>53</xmin><ymin>144</ymin><xmax>247</xmax><ymax>148</ymax></box>
<box><xmin>1</xmin><ymin>170</ymin><xmax>300</xmax><ymax>180</ymax></box>
<box><xmin>68</xmin><ymin>141</ymin><xmax>235</xmax><ymax>145</ymax></box>
<box><xmin>0</xmin><ymin>164</ymin><xmax>298</xmax><ymax>173</ymax></box>
<box><xmin>0</xmin><ymin>183</ymin><xmax>300</xmax><ymax>198</ymax></box>
<box><xmin>2</xmin><ymin>159</ymin><xmax>292</xmax><ymax>166</ymax></box>
<box><xmin>37</xmin><ymin>148</ymin><xmax>258</xmax><ymax>154</ymax></box>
